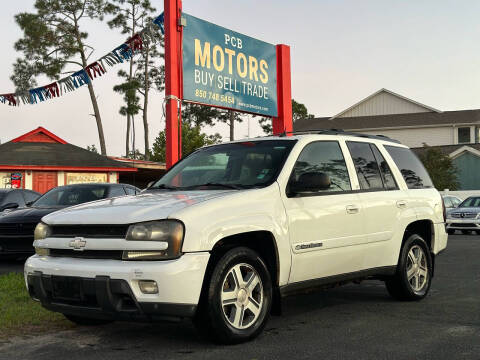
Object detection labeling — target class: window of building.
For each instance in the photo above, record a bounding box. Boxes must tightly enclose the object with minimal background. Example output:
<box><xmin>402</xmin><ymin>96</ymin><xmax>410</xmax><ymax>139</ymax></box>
<box><xmin>289</xmin><ymin>141</ymin><xmax>352</xmax><ymax>194</ymax></box>
<box><xmin>385</xmin><ymin>146</ymin><xmax>434</xmax><ymax>189</ymax></box>
<box><xmin>458</xmin><ymin>127</ymin><xmax>471</xmax><ymax>144</ymax></box>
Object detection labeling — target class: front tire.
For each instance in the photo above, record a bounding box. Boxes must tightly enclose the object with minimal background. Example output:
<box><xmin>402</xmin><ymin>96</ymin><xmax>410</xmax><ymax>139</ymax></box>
<box><xmin>447</xmin><ymin>229</ymin><xmax>455</xmax><ymax>235</ymax></box>
<box><xmin>461</xmin><ymin>230</ymin><xmax>471</xmax><ymax>235</ymax></box>
<box><xmin>195</xmin><ymin>247</ymin><xmax>272</xmax><ymax>344</ymax></box>
<box><xmin>386</xmin><ymin>234</ymin><xmax>432</xmax><ymax>301</ymax></box>
<box><xmin>64</xmin><ymin>314</ymin><xmax>112</xmax><ymax>326</ymax></box>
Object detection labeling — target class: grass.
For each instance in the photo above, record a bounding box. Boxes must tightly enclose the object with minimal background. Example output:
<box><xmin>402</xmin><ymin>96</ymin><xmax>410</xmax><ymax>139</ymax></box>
<box><xmin>0</xmin><ymin>273</ymin><xmax>72</xmax><ymax>339</ymax></box>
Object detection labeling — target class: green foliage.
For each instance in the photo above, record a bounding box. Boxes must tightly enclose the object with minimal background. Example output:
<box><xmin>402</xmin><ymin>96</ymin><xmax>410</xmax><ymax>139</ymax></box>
<box><xmin>127</xmin><ymin>149</ymin><xmax>149</xmax><ymax>160</ymax></box>
<box><xmin>182</xmin><ymin>103</ymin><xmax>244</xmax><ymax>141</ymax></box>
<box><xmin>86</xmin><ymin>144</ymin><xmax>99</xmax><ymax>153</ymax></box>
<box><xmin>418</xmin><ymin>145</ymin><xmax>459</xmax><ymax>191</ymax></box>
<box><xmin>12</xmin><ymin>0</ymin><xmax>117</xmax><ymax>90</ymax></box>
<box><xmin>151</xmin><ymin>122</ymin><xmax>222</xmax><ymax>163</ymax></box>
<box><xmin>109</xmin><ymin>0</ymin><xmax>164</xmax><ymax>159</ymax></box>
<box><xmin>113</xmin><ymin>70</ymin><xmax>142</xmax><ymax>117</ymax></box>
<box><xmin>0</xmin><ymin>273</ymin><xmax>70</xmax><ymax>338</ymax></box>
<box><xmin>259</xmin><ymin>99</ymin><xmax>314</xmax><ymax>134</ymax></box>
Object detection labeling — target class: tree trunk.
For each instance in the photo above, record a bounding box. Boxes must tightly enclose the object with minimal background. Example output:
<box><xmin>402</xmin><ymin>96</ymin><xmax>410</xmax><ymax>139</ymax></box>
<box><xmin>73</xmin><ymin>17</ymin><xmax>107</xmax><ymax>155</ymax></box>
<box><xmin>127</xmin><ymin>3</ymin><xmax>137</xmax><ymax>158</ymax></box>
<box><xmin>229</xmin><ymin>111</ymin><xmax>235</xmax><ymax>141</ymax></box>
<box><xmin>143</xmin><ymin>42</ymin><xmax>150</xmax><ymax>160</ymax></box>
<box><xmin>126</xmin><ymin>115</ymin><xmax>131</xmax><ymax>157</ymax></box>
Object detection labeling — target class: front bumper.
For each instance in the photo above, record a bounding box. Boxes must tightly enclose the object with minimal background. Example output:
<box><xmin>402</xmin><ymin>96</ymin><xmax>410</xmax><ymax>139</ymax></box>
<box><xmin>446</xmin><ymin>219</ymin><xmax>480</xmax><ymax>231</ymax></box>
<box><xmin>24</xmin><ymin>252</ymin><xmax>210</xmax><ymax>321</ymax></box>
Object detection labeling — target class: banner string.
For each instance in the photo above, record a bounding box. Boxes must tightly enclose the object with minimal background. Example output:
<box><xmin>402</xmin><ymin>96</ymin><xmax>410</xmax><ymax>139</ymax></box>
<box><xmin>0</xmin><ymin>13</ymin><xmax>165</xmax><ymax>107</ymax></box>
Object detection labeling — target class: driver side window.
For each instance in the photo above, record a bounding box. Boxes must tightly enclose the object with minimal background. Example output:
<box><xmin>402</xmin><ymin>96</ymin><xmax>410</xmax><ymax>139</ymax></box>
<box><xmin>289</xmin><ymin>141</ymin><xmax>352</xmax><ymax>194</ymax></box>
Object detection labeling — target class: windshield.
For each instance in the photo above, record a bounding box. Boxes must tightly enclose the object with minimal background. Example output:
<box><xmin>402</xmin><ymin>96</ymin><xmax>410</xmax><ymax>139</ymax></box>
<box><xmin>33</xmin><ymin>186</ymin><xmax>109</xmax><ymax>207</ymax></box>
<box><xmin>458</xmin><ymin>197</ymin><xmax>480</xmax><ymax>208</ymax></box>
<box><xmin>152</xmin><ymin>140</ymin><xmax>297</xmax><ymax>190</ymax></box>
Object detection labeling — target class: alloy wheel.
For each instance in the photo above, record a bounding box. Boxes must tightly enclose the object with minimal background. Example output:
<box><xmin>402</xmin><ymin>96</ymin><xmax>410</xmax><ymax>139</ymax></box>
<box><xmin>221</xmin><ymin>263</ymin><xmax>264</xmax><ymax>330</ymax></box>
<box><xmin>406</xmin><ymin>245</ymin><xmax>428</xmax><ymax>292</ymax></box>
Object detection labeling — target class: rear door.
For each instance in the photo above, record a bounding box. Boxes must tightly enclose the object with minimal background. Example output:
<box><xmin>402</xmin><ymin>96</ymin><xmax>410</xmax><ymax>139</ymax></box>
<box><xmin>346</xmin><ymin>141</ymin><xmax>407</xmax><ymax>269</ymax></box>
<box><xmin>282</xmin><ymin>140</ymin><xmax>367</xmax><ymax>283</ymax></box>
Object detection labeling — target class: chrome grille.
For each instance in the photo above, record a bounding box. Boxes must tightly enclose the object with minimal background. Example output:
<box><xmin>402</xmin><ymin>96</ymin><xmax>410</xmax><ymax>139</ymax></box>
<box><xmin>450</xmin><ymin>212</ymin><xmax>477</xmax><ymax>219</ymax></box>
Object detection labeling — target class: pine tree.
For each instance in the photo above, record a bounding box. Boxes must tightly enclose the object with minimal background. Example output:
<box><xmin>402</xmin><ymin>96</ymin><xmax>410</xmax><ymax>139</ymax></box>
<box><xmin>12</xmin><ymin>0</ymin><xmax>117</xmax><ymax>155</ymax></box>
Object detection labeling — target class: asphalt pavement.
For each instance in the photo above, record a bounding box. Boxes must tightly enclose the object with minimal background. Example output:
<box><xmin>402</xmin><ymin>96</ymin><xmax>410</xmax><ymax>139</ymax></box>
<box><xmin>1</xmin><ymin>235</ymin><xmax>479</xmax><ymax>360</ymax></box>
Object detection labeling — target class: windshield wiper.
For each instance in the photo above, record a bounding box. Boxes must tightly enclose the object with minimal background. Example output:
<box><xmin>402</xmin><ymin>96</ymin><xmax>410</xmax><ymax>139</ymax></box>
<box><xmin>149</xmin><ymin>184</ymin><xmax>179</xmax><ymax>190</ymax></box>
<box><xmin>185</xmin><ymin>183</ymin><xmax>245</xmax><ymax>190</ymax></box>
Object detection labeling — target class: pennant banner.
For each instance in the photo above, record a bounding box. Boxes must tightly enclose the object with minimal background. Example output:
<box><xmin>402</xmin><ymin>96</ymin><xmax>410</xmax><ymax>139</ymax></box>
<box><xmin>0</xmin><ymin>13</ymin><xmax>164</xmax><ymax>107</ymax></box>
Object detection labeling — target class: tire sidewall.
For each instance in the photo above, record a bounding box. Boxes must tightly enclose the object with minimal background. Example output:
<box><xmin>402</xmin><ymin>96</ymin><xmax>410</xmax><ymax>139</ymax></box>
<box><xmin>398</xmin><ymin>234</ymin><xmax>432</xmax><ymax>299</ymax></box>
<box><xmin>206</xmin><ymin>247</ymin><xmax>272</xmax><ymax>343</ymax></box>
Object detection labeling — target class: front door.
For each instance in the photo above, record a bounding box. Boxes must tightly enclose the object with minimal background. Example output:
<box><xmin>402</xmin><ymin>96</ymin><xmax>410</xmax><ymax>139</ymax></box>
<box><xmin>33</xmin><ymin>172</ymin><xmax>57</xmax><ymax>194</ymax></box>
<box><xmin>282</xmin><ymin>141</ymin><xmax>366</xmax><ymax>283</ymax></box>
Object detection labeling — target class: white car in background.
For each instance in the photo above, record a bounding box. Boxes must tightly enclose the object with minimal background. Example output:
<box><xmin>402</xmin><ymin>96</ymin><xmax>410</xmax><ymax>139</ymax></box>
<box><xmin>25</xmin><ymin>131</ymin><xmax>447</xmax><ymax>344</ymax></box>
<box><xmin>446</xmin><ymin>196</ymin><xmax>480</xmax><ymax>235</ymax></box>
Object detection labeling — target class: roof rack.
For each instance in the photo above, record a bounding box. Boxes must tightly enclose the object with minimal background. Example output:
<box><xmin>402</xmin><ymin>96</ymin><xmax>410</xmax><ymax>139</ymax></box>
<box><xmin>277</xmin><ymin>129</ymin><xmax>401</xmax><ymax>144</ymax></box>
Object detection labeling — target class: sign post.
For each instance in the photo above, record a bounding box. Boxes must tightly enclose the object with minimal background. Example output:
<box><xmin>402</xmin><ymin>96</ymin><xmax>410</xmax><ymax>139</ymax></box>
<box><xmin>273</xmin><ymin>44</ymin><xmax>293</xmax><ymax>135</ymax></box>
<box><xmin>164</xmin><ymin>0</ymin><xmax>182</xmax><ymax>168</ymax></box>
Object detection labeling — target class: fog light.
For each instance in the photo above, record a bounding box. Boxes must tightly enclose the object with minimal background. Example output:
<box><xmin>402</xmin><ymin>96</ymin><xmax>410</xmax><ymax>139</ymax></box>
<box><xmin>122</xmin><ymin>250</ymin><xmax>166</xmax><ymax>260</ymax></box>
<box><xmin>35</xmin><ymin>248</ymin><xmax>50</xmax><ymax>256</ymax></box>
<box><xmin>139</xmin><ymin>280</ymin><xmax>158</xmax><ymax>294</ymax></box>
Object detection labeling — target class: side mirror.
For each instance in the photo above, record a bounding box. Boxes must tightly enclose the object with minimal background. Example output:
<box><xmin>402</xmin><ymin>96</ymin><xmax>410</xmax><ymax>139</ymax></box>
<box><xmin>1</xmin><ymin>203</ymin><xmax>20</xmax><ymax>212</ymax></box>
<box><xmin>26</xmin><ymin>201</ymin><xmax>35</xmax><ymax>207</ymax></box>
<box><xmin>146</xmin><ymin>181</ymin><xmax>155</xmax><ymax>189</ymax></box>
<box><xmin>289</xmin><ymin>172</ymin><xmax>331</xmax><ymax>195</ymax></box>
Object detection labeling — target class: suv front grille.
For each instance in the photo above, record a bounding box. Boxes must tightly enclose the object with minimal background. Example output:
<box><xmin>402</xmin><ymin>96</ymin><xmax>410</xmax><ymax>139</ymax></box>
<box><xmin>49</xmin><ymin>249</ymin><xmax>124</xmax><ymax>260</ymax></box>
<box><xmin>50</xmin><ymin>225</ymin><xmax>129</xmax><ymax>238</ymax></box>
<box><xmin>450</xmin><ymin>213</ymin><xmax>477</xmax><ymax>219</ymax></box>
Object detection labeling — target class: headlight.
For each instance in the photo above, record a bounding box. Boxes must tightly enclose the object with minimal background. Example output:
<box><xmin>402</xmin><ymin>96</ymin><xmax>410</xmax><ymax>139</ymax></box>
<box><xmin>123</xmin><ymin>220</ymin><xmax>184</xmax><ymax>260</ymax></box>
<box><xmin>34</xmin><ymin>222</ymin><xmax>51</xmax><ymax>241</ymax></box>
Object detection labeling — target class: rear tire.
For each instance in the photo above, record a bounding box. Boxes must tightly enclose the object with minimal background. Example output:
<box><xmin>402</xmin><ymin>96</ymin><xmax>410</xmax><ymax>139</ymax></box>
<box><xmin>64</xmin><ymin>314</ymin><xmax>112</xmax><ymax>326</ymax></box>
<box><xmin>447</xmin><ymin>229</ymin><xmax>455</xmax><ymax>235</ymax></box>
<box><xmin>194</xmin><ymin>247</ymin><xmax>272</xmax><ymax>344</ymax></box>
<box><xmin>475</xmin><ymin>231</ymin><xmax>480</xmax><ymax>235</ymax></box>
<box><xmin>386</xmin><ymin>234</ymin><xmax>432</xmax><ymax>301</ymax></box>
<box><xmin>461</xmin><ymin>230</ymin><xmax>471</xmax><ymax>235</ymax></box>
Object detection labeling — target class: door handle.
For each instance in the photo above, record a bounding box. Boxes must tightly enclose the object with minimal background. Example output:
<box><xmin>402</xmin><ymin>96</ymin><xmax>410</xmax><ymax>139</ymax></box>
<box><xmin>396</xmin><ymin>200</ymin><xmax>407</xmax><ymax>209</ymax></box>
<box><xmin>346</xmin><ymin>205</ymin><xmax>359</xmax><ymax>214</ymax></box>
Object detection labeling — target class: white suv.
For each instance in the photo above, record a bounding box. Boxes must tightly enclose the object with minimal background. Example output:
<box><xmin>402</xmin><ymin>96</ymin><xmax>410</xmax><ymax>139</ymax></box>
<box><xmin>26</xmin><ymin>132</ymin><xmax>448</xmax><ymax>343</ymax></box>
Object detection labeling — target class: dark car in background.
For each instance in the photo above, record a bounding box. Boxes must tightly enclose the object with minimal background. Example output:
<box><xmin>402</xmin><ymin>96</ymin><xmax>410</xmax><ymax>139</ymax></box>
<box><xmin>0</xmin><ymin>189</ymin><xmax>41</xmax><ymax>213</ymax></box>
<box><xmin>0</xmin><ymin>183</ymin><xmax>139</xmax><ymax>257</ymax></box>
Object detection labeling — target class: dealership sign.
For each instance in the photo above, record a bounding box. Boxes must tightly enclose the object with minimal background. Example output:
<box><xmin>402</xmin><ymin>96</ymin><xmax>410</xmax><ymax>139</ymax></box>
<box><xmin>182</xmin><ymin>13</ymin><xmax>278</xmax><ymax>117</ymax></box>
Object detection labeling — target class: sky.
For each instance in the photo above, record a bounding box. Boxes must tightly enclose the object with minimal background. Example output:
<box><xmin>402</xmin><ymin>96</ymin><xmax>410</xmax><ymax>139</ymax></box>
<box><xmin>1</xmin><ymin>0</ymin><xmax>480</xmax><ymax>156</ymax></box>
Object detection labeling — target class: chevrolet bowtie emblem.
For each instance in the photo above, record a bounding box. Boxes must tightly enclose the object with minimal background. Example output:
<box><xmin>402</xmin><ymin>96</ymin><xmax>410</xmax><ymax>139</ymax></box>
<box><xmin>69</xmin><ymin>237</ymin><xmax>87</xmax><ymax>251</ymax></box>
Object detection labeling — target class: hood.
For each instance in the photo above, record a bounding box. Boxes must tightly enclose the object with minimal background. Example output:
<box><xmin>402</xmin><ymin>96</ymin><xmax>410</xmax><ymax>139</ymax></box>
<box><xmin>0</xmin><ymin>206</ymin><xmax>60</xmax><ymax>224</ymax></box>
<box><xmin>42</xmin><ymin>190</ymin><xmax>238</xmax><ymax>225</ymax></box>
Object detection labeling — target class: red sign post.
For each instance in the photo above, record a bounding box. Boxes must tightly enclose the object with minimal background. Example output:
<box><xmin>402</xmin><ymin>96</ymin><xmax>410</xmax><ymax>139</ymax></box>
<box><xmin>164</xmin><ymin>0</ymin><xmax>182</xmax><ymax>168</ymax></box>
<box><xmin>164</xmin><ymin>0</ymin><xmax>293</xmax><ymax>169</ymax></box>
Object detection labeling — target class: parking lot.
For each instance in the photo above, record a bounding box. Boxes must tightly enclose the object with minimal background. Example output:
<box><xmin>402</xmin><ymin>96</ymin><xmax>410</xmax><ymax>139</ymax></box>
<box><xmin>0</xmin><ymin>234</ymin><xmax>479</xmax><ymax>360</ymax></box>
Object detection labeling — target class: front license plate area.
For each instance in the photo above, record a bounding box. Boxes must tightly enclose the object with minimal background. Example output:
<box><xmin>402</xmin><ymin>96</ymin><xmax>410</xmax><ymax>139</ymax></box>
<box><xmin>52</xmin><ymin>276</ymin><xmax>82</xmax><ymax>301</ymax></box>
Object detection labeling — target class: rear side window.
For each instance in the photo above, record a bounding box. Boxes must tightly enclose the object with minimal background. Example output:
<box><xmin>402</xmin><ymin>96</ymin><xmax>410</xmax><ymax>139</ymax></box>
<box><xmin>385</xmin><ymin>146</ymin><xmax>434</xmax><ymax>189</ymax></box>
<box><xmin>346</xmin><ymin>142</ymin><xmax>384</xmax><ymax>190</ymax></box>
<box><xmin>290</xmin><ymin>141</ymin><xmax>352</xmax><ymax>193</ymax></box>
<box><xmin>371</xmin><ymin>145</ymin><xmax>397</xmax><ymax>190</ymax></box>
